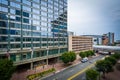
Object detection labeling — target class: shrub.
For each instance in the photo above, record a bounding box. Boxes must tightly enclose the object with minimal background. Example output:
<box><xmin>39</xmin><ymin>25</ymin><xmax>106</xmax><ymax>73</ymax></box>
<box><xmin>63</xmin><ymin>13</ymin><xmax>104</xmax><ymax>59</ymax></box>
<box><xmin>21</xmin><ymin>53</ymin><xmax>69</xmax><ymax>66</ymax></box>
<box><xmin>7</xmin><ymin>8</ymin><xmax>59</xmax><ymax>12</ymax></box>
<box><xmin>27</xmin><ymin>68</ymin><xmax>55</xmax><ymax>80</ymax></box>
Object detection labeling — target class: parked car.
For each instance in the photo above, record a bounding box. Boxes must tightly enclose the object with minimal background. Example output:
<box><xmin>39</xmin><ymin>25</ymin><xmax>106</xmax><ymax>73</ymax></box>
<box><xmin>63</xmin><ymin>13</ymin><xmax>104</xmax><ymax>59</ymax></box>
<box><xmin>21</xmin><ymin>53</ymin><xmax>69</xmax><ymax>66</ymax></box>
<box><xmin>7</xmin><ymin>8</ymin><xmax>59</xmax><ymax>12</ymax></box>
<box><xmin>81</xmin><ymin>57</ymin><xmax>88</xmax><ymax>63</ymax></box>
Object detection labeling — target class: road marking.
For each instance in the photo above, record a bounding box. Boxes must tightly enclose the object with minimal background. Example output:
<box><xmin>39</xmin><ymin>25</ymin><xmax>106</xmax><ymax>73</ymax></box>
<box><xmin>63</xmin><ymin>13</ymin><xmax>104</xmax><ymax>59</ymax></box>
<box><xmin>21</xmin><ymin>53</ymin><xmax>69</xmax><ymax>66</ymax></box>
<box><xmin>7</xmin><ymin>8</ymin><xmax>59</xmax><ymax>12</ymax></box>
<box><xmin>67</xmin><ymin>63</ymin><xmax>95</xmax><ymax>80</ymax></box>
<box><xmin>67</xmin><ymin>56</ymin><xmax>105</xmax><ymax>80</ymax></box>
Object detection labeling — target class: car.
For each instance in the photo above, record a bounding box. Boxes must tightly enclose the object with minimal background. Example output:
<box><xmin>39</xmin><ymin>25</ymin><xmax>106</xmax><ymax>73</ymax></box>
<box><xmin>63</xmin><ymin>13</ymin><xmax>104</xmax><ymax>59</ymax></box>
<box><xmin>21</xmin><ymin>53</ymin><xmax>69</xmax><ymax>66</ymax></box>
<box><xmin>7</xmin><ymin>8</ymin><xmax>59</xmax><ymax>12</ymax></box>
<box><xmin>81</xmin><ymin>57</ymin><xmax>88</xmax><ymax>63</ymax></box>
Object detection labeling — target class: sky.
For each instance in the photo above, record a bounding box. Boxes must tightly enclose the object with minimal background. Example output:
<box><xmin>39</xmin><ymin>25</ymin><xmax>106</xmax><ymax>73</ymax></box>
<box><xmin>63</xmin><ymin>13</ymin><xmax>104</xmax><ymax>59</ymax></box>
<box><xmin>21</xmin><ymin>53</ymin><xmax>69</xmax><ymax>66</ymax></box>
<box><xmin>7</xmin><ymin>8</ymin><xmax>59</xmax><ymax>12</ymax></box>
<box><xmin>68</xmin><ymin>0</ymin><xmax>120</xmax><ymax>40</ymax></box>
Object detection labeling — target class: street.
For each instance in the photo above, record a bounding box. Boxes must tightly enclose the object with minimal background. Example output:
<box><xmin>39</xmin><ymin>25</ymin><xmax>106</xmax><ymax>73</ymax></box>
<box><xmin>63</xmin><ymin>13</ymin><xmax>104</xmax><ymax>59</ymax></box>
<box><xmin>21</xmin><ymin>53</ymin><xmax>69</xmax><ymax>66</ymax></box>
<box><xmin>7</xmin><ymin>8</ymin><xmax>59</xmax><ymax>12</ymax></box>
<box><xmin>41</xmin><ymin>55</ymin><xmax>104</xmax><ymax>80</ymax></box>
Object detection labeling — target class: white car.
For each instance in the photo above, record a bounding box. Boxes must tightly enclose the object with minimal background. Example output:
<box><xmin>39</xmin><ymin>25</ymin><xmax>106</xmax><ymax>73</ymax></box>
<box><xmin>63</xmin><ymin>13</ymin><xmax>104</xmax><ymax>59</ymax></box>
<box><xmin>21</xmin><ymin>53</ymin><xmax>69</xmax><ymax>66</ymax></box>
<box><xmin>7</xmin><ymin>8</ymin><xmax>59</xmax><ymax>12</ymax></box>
<box><xmin>81</xmin><ymin>57</ymin><xmax>88</xmax><ymax>63</ymax></box>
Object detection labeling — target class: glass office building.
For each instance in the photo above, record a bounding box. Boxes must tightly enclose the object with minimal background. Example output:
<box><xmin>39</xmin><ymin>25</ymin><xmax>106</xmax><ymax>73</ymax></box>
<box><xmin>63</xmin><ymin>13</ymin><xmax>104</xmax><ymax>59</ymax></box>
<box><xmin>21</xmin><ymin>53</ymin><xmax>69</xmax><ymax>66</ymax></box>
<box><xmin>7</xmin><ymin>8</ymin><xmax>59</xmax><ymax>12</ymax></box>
<box><xmin>0</xmin><ymin>0</ymin><xmax>67</xmax><ymax>69</ymax></box>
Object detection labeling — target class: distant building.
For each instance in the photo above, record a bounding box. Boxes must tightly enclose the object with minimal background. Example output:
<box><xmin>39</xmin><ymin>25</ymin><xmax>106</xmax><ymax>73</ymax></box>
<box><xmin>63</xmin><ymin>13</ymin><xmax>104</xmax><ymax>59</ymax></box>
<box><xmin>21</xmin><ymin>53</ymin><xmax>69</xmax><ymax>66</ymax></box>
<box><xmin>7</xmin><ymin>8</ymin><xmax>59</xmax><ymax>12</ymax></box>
<box><xmin>102</xmin><ymin>32</ymin><xmax>114</xmax><ymax>45</ymax></box>
<box><xmin>67</xmin><ymin>31</ymin><xmax>74</xmax><ymax>36</ymax></box>
<box><xmin>115</xmin><ymin>40</ymin><xmax>120</xmax><ymax>46</ymax></box>
<box><xmin>83</xmin><ymin>35</ymin><xmax>102</xmax><ymax>45</ymax></box>
<box><xmin>68</xmin><ymin>35</ymin><xmax>93</xmax><ymax>53</ymax></box>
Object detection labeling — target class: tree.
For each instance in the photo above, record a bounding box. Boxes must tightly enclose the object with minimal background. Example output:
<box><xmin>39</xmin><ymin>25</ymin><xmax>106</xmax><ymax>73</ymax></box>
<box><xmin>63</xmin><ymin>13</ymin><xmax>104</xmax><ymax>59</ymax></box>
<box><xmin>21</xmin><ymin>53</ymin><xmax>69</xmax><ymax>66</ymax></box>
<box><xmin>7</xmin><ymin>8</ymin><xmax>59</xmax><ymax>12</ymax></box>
<box><xmin>89</xmin><ymin>50</ymin><xmax>95</xmax><ymax>56</ymax></box>
<box><xmin>86</xmin><ymin>51</ymin><xmax>90</xmax><ymax>57</ymax></box>
<box><xmin>61</xmin><ymin>51</ymin><xmax>76</xmax><ymax>64</ymax></box>
<box><xmin>111</xmin><ymin>53</ymin><xmax>120</xmax><ymax>60</ymax></box>
<box><xmin>79</xmin><ymin>52</ymin><xmax>86</xmax><ymax>58</ymax></box>
<box><xmin>96</xmin><ymin>60</ymin><xmax>113</xmax><ymax>78</ymax></box>
<box><xmin>69</xmin><ymin>51</ymin><xmax>76</xmax><ymax>62</ymax></box>
<box><xmin>86</xmin><ymin>69</ymin><xmax>99</xmax><ymax>80</ymax></box>
<box><xmin>0</xmin><ymin>59</ymin><xmax>16</xmax><ymax>80</ymax></box>
<box><xmin>105</xmin><ymin>56</ymin><xmax>117</xmax><ymax>65</ymax></box>
<box><xmin>61</xmin><ymin>52</ymin><xmax>70</xmax><ymax>64</ymax></box>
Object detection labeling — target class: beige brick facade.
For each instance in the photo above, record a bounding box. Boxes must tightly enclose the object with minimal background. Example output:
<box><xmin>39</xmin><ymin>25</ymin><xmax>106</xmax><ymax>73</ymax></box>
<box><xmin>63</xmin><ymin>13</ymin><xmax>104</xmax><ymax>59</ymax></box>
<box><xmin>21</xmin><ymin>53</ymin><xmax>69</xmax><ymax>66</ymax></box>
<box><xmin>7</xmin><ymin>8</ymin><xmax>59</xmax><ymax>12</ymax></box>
<box><xmin>68</xmin><ymin>35</ymin><xmax>93</xmax><ymax>53</ymax></box>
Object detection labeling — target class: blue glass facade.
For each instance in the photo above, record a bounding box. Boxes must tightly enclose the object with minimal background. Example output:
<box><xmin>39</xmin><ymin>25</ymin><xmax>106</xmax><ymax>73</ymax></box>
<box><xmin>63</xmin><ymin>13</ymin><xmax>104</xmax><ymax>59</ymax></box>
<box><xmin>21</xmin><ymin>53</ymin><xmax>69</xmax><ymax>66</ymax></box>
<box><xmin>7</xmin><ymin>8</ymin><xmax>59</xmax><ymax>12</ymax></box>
<box><xmin>0</xmin><ymin>0</ymin><xmax>67</xmax><ymax>66</ymax></box>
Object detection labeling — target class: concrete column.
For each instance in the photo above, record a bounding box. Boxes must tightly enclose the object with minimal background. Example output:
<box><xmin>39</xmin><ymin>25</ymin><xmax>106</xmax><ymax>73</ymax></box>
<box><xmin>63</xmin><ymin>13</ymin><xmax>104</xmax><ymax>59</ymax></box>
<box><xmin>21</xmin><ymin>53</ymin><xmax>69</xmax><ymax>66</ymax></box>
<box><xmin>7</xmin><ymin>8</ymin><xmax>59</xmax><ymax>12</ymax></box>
<box><xmin>46</xmin><ymin>59</ymin><xmax>48</xmax><ymax>66</ymax></box>
<box><xmin>30</xmin><ymin>62</ymin><xmax>33</xmax><ymax>70</ymax></box>
<box><xmin>31</xmin><ymin>49</ymin><xmax>34</xmax><ymax>70</ymax></box>
<box><xmin>46</xmin><ymin>49</ymin><xmax>49</xmax><ymax>66</ymax></box>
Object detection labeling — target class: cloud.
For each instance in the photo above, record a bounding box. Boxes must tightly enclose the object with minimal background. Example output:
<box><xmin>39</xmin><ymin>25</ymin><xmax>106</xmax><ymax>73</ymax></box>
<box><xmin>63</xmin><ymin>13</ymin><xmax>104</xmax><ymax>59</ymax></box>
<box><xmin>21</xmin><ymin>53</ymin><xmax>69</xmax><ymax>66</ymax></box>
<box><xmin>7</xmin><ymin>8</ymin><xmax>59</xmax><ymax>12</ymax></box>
<box><xmin>68</xmin><ymin>0</ymin><xmax>120</xmax><ymax>40</ymax></box>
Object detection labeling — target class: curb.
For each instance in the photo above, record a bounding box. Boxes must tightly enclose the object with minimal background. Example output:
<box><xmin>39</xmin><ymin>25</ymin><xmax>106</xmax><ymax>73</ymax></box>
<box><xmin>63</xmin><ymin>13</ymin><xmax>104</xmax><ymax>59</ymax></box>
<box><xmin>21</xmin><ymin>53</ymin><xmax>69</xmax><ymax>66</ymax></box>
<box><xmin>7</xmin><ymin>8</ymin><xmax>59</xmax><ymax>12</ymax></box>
<box><xmin>40</xmin><ymin>55</ymin><xmax>100</xmax><ymax>80</ymax></box>
<box><xmin>40</xmin><ymin>61</ymin><xmax>81</xmax><ymax>80</ymax></box>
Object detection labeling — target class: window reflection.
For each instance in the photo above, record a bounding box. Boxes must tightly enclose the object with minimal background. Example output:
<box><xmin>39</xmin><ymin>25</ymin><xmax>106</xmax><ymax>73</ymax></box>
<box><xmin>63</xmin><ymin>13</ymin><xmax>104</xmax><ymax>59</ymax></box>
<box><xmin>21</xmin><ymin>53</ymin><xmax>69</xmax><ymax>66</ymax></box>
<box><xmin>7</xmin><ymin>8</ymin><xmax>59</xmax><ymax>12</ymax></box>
<box><xmin>0</xmin><ymin>36</ymin><xmax>8</xmax><ymax>42</ymax></box>
<box><xmin>0</xmin><ymin>0</ymin><xmax>8</xmax><ymax>5</ymax></box>
<box><xmin>0</xmin><ymin>13</ymin><xmax>8</xmax><ymax>20</ymax></box>
<box><xmin>41</xmin><ymin>32</ymin><xmax>47</xmax><ymax>36</ymax></box>
<box><xmin>23</xmin><ymin>0</ymin><xmax>31</xmax><ymax>6</ymax></box>
<box><xmin>0</xmin><ymin>21</ymin><xmax>8</xmax><ymax>27</ymax></box>
<box><xmin>10</xmin><ymin>2</ymin><xmax>20</xmax><ymax>8</ymax></box>
<box><xmin>23</xmin><ymin>6</ymin><xmax>31</xmax><ymax>12</ymax></box>
<box><xmin>0</xmin><ymin>6</ymin><xmax>8</xmax><ymax>12</ymax></box>
<box><xmin>33</xmin><ymin>3</ymin><xmax>39</xmax><ymax>9</ymax></box>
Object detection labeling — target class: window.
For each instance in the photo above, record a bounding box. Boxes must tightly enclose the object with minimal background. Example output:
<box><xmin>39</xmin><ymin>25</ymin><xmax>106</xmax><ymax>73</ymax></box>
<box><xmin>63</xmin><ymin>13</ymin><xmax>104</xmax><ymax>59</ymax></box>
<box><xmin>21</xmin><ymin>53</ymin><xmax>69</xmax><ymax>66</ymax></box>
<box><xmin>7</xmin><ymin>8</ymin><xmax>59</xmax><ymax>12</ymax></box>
<box><xmin>23</xmin><ymin>11</ymin><xmax>29</xmax><ymax>17</ymax></box>
<box><xmin>41</xmin><ymin>6</ymin><xmax>47</xmax><ymax>11</ymax></box>
<box><xmin>0</xmin><ymin>44</ymin><xmax>8</xmax><ymax>48</ymax></box>
<box><xmin>0</xmin><ymin>6</ymin><xmax>8</xmax><ymax>12</ymax></box>
<box><xmin>33</xmin><ymin>14</ymin><xmax>39</xmax><ymax>20</ymax></box>
<box><xmin>48</xmin><ymin>4</ymin><xmax>53</xmax><ymax>9</ymax></box>
<box><xmin>0</xmin><ymin>29</ymin><xmax>8</xmax><ymax>34</ymax></box>
<box><xmin>10</xmin><ymin>37</ymin><xmax>20</xmax><ymax>42</ymax></box>
<box><xmin>16</xmin><ymin>17</ymin><xmax>21</xmax><ymax>22</ymax></box>
<box><xmin>0</xmin><ymin>0</ymin><xmax>8</xmax><ymax>5</ymax></box>
<box><xmin>10</xmin><ymin>30</ymin><xmax>21</xmax><ymax>35</ymax></box>
<box><xmin>0</xmin><ymin>13</ymin><xmax>8</xmax><ymax>20</ymax></box>
<box><xmin>41</xmin><ymin>27</ymin><xmax>47</xmax><ymax>31</ymax></box>
<box><xmin>10</xmin><ymin>44</ymin><xmax>21</xmax><ymax>48</ymax></box>
<box><xmin>33</xmin><ymin>3</ymin><xmax>39</xmax><ymax>9</ymax></box>
<box><xmin>10</xmin><ymin>2</ymin><xmax>20</xmax><ymax>8</ymax></box>
<box><xmin>41</xmin><ymin>1</ymin><xmax>47</xmax><ymax>6</ymax></box>
<box><xmin>23</xmin><ymin>6</ymin><xmax>31</xmax><ymax>12</ymax></box>
<box><xmin>41</xmin><ymin>32</ymin><xmax>47</xmax><ymax>36</ymax></box>
<box><xmin>33</xmin><ymin>20</ymin><xmax>40</xmax><ymax>25</ymax></box>
<box><xmin>32</xmin><ymin>32</ymin><xmax>40</xmax><ymax>36</ymax></box>
<box><xmin>41</xmin><ymin>11</ymin><xmax>47</xmax><ymax>16</ymax></box>
<box><xmin>0</xmin><ymin>36</ymin><xmax>8</xmax><ymax>42</ymax></box>
<box><xmin>23</xmin><ymin>0</ymin><xmax>31</xmax><ymax>6</ymax></box>
<box><xmin>10</xmin><ymin>22</ymin><xmax>21</xmax><ymax>28</ymax></box>
<box><xmin>33</xmin><ymin>9</ymin><xmax>39</xmax><ymax>14</ymax></box>
<box><xmin>41</xmin><ymin>22</ymin><xmax>47</xmax><ymax>26</ymax></box>
<box><xmin>23</xmin><ymin>18</ymin><xmax>29</xmax><ymax>23</ymax></box>
<box><xmin>16</xmin><ymin>10</ymin><xmax>21</xmax><ymax>15</ymax></box>
<box><xmin>22</xmin><ymin>24</ymin><xmax>31</xmax><ymax>30</ymax></box>
<box><xmin>41</xmin><ymin>17</ymin><xmax>47</xmax><ymax>21</ymax></box>
<box><xmin>23</xmin><ymin>31</ymin><xmax>31</xmax><ymax>36</ymax></box>
<box><xmin>33</xmin><ymin>0</ymin><xmax>39</xmax><ymax>3</ymax></box>
<box><xmin>48</xmin><ymin>0</ymin><xmax>53</xmax><ymax>4</ymax></box>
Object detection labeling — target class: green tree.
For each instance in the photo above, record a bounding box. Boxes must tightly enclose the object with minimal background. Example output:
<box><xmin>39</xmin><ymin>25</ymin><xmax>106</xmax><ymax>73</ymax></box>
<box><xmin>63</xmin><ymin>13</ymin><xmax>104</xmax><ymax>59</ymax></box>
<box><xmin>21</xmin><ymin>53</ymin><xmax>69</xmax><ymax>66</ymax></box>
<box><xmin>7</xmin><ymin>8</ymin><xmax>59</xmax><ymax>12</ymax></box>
<box><xmin>105</xmin><ymin>56</ymin><xmax>117</xmax><ymax>65</ymax></box>
<box><xmin>61</xmin><ymin>52</ymin><xmax>70</xmax><ymax>64</ymax></box>
<box><xmin>61</xmin><ymin>51</ymin><xmax>76</xmax><ymax>64</ymax></box>
<box><xmin>96</xmin><ymin>60</ymin><xmax>113</xmax><ymax>78</ymax></box>
<box><xmin>0</xmin><ymin>59</ymin><xmax>16</xmax><ymax>80</ymax></box>
<box><xmin>79</xmin><ymin>52</ymin><xmax>86</xmax><ymax>58</ymax></box>
<box><xmin>111</xmin><ymin>53</ymin><xmax>120</xmax><ymax>60</ymax></box>
<box><xmin>89</xmin><ymin>50</ymin><xmax>95</xmax><ymax>56</ymax></box>
<box><xmin>86</xmin><ymin>51</ymin><xmax>90</xmax><ymax>57</ymax></box>
<box><xmin>69</xmin><ymin>51</ymin><xmax>76</xmax><ymax>62</ymax></box>
<box><xmin>86</xmin><ymin>69</ymin><xmax>99</xmax><ymax>80</ymax></box>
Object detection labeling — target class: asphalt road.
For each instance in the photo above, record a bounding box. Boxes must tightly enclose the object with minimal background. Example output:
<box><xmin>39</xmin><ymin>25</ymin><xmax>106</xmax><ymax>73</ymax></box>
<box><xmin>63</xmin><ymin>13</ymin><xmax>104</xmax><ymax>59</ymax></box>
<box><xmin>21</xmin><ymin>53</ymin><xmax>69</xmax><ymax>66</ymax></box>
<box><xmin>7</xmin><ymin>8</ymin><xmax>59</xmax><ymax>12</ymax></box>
<box><xmin>41</xmin><ymin>55</ymin><xmax>104</xmax><ymax>80</ymax></box>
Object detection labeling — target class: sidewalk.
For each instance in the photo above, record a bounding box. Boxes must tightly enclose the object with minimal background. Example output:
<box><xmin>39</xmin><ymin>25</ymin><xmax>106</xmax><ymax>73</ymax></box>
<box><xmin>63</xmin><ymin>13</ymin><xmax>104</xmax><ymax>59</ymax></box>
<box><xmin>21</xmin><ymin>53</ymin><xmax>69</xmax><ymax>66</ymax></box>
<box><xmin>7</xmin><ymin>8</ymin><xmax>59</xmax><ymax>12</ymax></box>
<box><xmin>11</xmin><ymin>54</ymin><xmax>99</xmax><ymax>80</ymax></box>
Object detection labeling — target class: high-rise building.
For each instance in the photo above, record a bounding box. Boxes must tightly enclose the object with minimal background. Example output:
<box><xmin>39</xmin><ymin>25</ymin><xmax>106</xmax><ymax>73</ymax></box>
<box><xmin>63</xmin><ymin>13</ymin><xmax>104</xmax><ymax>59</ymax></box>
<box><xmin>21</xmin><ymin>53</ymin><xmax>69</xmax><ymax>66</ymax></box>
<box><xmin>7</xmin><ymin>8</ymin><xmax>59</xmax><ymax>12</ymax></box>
<box><xmin>0</xmin><ymin>0</ymin><xmax>67</xmax><ymax>69</ymax></box>
<box><xmin>102</xmin><ymin>32</ymin><xmax>114</xmax><ymax>45</ymax></box>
